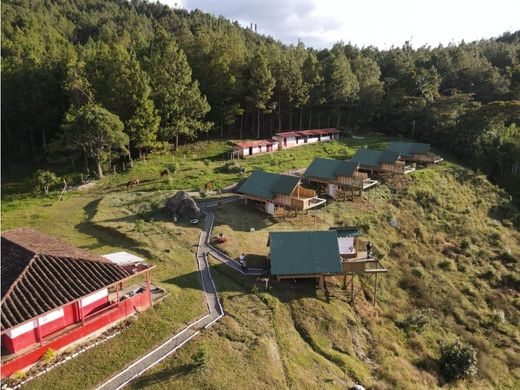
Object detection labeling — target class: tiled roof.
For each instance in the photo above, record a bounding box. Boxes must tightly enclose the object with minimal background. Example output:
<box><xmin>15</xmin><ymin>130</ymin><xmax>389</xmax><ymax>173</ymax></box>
<box><xmin>274</xmin><ymin>128</ymin><xmax>340</xmax><ymax>137</ymax></box>
<box><xmin>304</xmin><ymin>158</ymin><xmax>359</xmax><ymax>180</ymax></box>
<box><xmin>233</xmin><ymin>139</ymin><xmax>277</xmax><ymax>149</ymax></box>
<box><xmin>1</xmin><ymin>228</ymin><xmax>134</xmax><ymax>331</ymax></box>
<box><xmin>268</xmin><ymin>231</ymin><xmax>342</xmax><ymax>275</ymax></box>
<box><xmin>237</xmin><ymin>171</ymin><xmax>300</xmax><ymax>200</ymax></box>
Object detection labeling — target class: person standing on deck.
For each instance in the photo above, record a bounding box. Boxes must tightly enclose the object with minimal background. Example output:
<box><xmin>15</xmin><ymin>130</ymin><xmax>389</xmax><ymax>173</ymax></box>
<box><xmin>367</xmin><ymin>241</ymin><xmax>372</xmax><ymax>258</ymax></box>
<box><xmin>240</xmin><ymin>253</ymin><xmax>247</xmax><ymax>272</ymax></box>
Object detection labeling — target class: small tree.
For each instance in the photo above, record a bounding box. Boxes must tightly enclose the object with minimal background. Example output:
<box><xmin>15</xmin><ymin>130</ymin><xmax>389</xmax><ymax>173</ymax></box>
<box><xmin>33</xmin><ymin>170</ymin><xmax>60</xmax><ymax>194</ymax></box>
<box><xmin>60</xmin><ymin>103</ymin><xmax>128</xmax><ymax>178</ymax></box>
<box><xmin>191</xmin><ymin>342</ymin><xmax>209</xmax><ymax>369</ymax></box>
<box><xmin>439</xmin><ymin>340</ymin><xmax>477</xmax><ymax>381</ymax></box>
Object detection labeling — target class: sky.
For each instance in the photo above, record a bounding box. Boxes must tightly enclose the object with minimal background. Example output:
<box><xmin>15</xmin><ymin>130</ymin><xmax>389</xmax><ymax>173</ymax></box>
<box><xmin>163</xmin><ymin>0</ymin><xmax>520</xmax><ymax>49</ymax></box>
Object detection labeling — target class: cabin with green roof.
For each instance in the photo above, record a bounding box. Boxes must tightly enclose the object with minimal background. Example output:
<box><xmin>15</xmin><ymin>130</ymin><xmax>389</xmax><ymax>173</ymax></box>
<box><xmin>387</xmin><ymin>142</ymin><xmax>443</xmax><ymax>164</ymax></box>
<box><xmin>351</xmin><ymin>149</ymin><xmax>415</xmax><ymax>174</ymax></box>
<box><xmin>267</xmin><ymin>229</ymin><xmax>387</xmax><ymax>290</ymax></box>
<box><xmin>304</xmin><ymin>158</ymin><xmax>378</xmax><ymax>199</ymax></box>
<box><xmin>237</xmin><ymin>171</ymin><xmax>326</xmax><ymax>216</ymax></box>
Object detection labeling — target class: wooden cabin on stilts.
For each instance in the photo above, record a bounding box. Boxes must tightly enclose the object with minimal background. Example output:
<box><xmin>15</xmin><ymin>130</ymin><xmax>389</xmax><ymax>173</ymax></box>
<box><xmin>267</xmin><ymin>228</ymin><xmax>387</xmax><ymax>306</ymax></box>
<box><xmin>351</xmin><ymin>149</ymin><xmax>416</xmax><ymax>175</ymax></box>
<box><xmin>303</xmin><ymin>157</ymin><xmax>378</xmax><ymax>201</ymax></box>
<box><xmin>387</xmin><ymin>142</ymin><xmax>443</xmax><ymax>164</ymax></box>
<box><xmin>237</xmin><ymin>171</ymin><xmax>326</xmax><ymax>216</ymax></box>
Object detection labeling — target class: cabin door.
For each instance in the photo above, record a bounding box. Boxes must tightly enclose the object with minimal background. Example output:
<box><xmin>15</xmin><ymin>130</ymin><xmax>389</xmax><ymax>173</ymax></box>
<box><xmin>267</xmin><ymin>145</ymin><xmax>272</xmax><ymax>152</ymax></box>
<box><xmin>328</xmin><ymin>184</ymin><xmax>337</xmax><ymax>198</ymax></box>
<box><xmin>249</xmin><ymin>147</ymin><xmax>253</xmax><ymax>155</ymax></box>
<box><xmin>283</xmin><ymin>138</ymin><xmax>287</xmax><ymax>147</ymax></box>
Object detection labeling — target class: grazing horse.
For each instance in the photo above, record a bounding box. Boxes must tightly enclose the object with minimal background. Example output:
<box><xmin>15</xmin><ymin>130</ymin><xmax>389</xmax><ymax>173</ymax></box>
<box><xmin>160</xmin><ymin>169</ymin><xmax>169</xmax><ymax>178</ymax></box>
<box><xmin>127</xmin><ymin>178</ymin><xmax>140</xmax><ymax>189</ymax></box>
<box><xmin>205</xmin><ymin>181</ymin><xmax>212</xmax><ymax>192</ymax></box>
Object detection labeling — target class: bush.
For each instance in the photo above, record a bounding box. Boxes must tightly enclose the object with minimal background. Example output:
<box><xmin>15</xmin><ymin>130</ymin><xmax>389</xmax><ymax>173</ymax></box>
<box><xmin>460</xmin><ymin>238</ymin><xmax>471</xmax><ymax>251</ymax></box>
<box><xmin>414</xmin><ymin>189</ymin><xmax>441</xmax><ymax>210</ymax></box>
<box><xmin>10</xmin><ymin>370</ymin><xmax>26</xmax><ymax>380</ymax></box>
<box><xmin>134</xmin><ymin>218</ymin><xmax>145</xmax><ymax>233</ymax></box>
<box><xmin>411</xmin><ymin>266</ymin><xmax>425</xmax><ymax>278</ymax></box>
<box><xmin>489</xmin><ymin>310</ymin><xmax>505</xmax><ymax>327</ymax></box>
<box><xmin>498</xmin><ymin>250</ymin><xmax>516</xmax><ymax>264</ymax></box>
<box><xmin>33</xmin><ymin>169</ymin><xmax>60</xmax><ymax>194</ymax></box>
<box><xmin>222</xmin><ymin>161</ymin><xmax>245</xmax><ymax>174</ymax></box>
<box><xmin>439</xmin><ymin>340</ymin><xmax>477</xmax><ymax>381</ymax></box>
<box><xmin>400</xmin><ymin>309</ymin><xmax>431</xmax><ymax>333</ymax></box>
<box><xmin>191</xmin><ymin>343</ymin><xmax>209</xmax><ymax>368</ymax></box>
<box><xmin>438</xmin><ymin>259</ymin><xmax>452</xmax><ymax>271</ymax></box>
<box><xmin>41</xmin><ymin>348</ymin><xmax>57</xmax><ymax>363</ymax></box>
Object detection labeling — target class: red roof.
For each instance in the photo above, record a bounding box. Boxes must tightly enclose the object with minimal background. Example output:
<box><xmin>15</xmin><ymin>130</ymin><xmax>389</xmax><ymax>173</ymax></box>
<box><xmin>233</xmin><ymin>139</ymin><xmax>277</xmax><ymax>149</ymax></box>
<box><xmin>1</xmin><ymin>228</ymin><xmax>152</xmax><ymax>331</ymax></box>
<box><xmin>274</xmin><ymin>128</ymin><xmax>341</xmax><ymax>137</ymax></box>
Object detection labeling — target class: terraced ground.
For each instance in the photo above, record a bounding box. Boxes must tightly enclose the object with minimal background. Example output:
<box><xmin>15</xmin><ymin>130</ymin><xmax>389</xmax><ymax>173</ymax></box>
<box><xmin>2</xmin><ymin>136</ymin><xmax>519</xmax><ymax>389</ymax></box>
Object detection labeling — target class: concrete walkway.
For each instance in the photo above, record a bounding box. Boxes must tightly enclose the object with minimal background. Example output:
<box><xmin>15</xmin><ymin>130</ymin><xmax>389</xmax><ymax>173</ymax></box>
<box><xmin>95</xmin><ymin>196</ymin><xmax>264</xmax><ymax>390</ymax></box>
<box><xmin>200</xmin><ymin>206</ymin><xmax>264</xmax><ymax>276</ymax></box>
<box><xmin>95</xmin><ymin>231</ymin><xmax>224</xmax><ymax>390</ymax></box>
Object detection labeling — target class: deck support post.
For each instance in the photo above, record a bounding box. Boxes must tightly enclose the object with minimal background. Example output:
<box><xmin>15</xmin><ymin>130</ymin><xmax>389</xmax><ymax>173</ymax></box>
<box><xmin>318</xmin><ymin>275</ymin><xmax>324</xmax><ymax>289</ymax></box>
<box><xmin>350</xmin><ymin>275</ymin><xmax>355</xmax><ymax>302</ymax></box>
<box><xmin>373</xmin><ymin>272</ymin><xmax>379</xmax><ymax>307</ymax></box>
<box><xmin>146</xmin><ymin>271</ymin><xmax>152</xmax><ymax>307</ymax></box>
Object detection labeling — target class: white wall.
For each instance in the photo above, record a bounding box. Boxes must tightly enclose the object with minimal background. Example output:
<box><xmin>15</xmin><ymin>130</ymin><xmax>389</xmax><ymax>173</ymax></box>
<box><xmin>338</xmin><ymin>237</ymin><xmax>355</xmax><ymax>255</ymax></box>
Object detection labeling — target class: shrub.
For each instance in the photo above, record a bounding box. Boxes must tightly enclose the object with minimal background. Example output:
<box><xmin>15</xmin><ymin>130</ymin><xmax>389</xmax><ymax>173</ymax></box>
<box><xmin>411</xmin><ymin>266</ymin><xmax>425</xmax><ymax>278</ymax></box>
<box><xmin>41</xmin><ymin>348</ymin><xmax>57</xmax><ymax>363</ymax></box>
<box><xmin>489</xmin><ymin>310</ymin><xmax>505</xmax><ymax>327</ymax></box>
<box><xmin>134</xmin><ymin>218</ymin><xmax>145</xmax><ymax>233</ymax></box>
<box><xmin>460</xmin><ymin>238</ymin><xmax>471</xmax><ymax>251</ymax></box>
<box><xmin>223</xmin><ymin>161</ymin><xmax>245</xmax><ymax>174</ymax></box>
<box><xmin>33</xmin><ymin>170</ymin><xmax>60</xmax><ymax>194</ymax></box>
<box><xmin>498</xmin><ymin>250</ymin><xmax>516</xmax><ymax>264</ymax></box>
<box><xmin>414</xmin><ymin>189</ymin><xmax>441</xmax><ymax>210</ymax></box>
<box><xmin>438</xmin><ymin>259</ymin><xmax>452</xmax><ymax>271</ymax></box>
<box><xmin>191</xmin><ymin>343</ymin><xmax>209</xmax><ymax>368</ymax></box>
<box><xmin>10</xmin><ymin>370</ymin><xmax>26</xmax><ymax>380</ymax></box>
<box><xmin>498</xmin><ymin>272</ymin><xmax>520</xmax><ymax>291</ymax></box>
<box><xmin>400</xmin><ymin>309</ymin><xmax>431</xmax><ymax>333</ymax></box>
<box><xmin>439</xmin><ymin>340</ymin><xmax>477</xmax><ymax>381</ymax></box>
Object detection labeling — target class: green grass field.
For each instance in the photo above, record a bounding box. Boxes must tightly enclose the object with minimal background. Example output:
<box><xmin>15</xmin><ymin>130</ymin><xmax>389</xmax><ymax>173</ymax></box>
<box><xmin>2</xmin><ymin>136</ymin><xmax>519</xmax><ymax>389</ymax></box>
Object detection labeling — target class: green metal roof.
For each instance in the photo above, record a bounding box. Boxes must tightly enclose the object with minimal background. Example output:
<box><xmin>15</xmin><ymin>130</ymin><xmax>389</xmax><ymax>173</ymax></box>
<box><xmin>351</xmin><ymin>149</ymin><xmax>400</xmax><ymax>167</ymax></box>
<box><xmin>303</xmin><ymin>158</ymin><xmax>359</xmax><ymax>180</ymax></box>
<box><xmin>330</xmin><ymin>227</ymin><xmax>363</xmax><ymax>237</ymax></box>
<box><xmin>388</xmin><ymin>142</ymin><xmax>430</xmax><ymax>157</ymax></box>
<box><xmin>238</xmin><ymin>171</ymin><xmax>300</xmax><ymax>200</ymax></box>
<box><xmin>268</xmin><ymin>231</ymin><xmax>342</xmax><ymax>275</ymax></box>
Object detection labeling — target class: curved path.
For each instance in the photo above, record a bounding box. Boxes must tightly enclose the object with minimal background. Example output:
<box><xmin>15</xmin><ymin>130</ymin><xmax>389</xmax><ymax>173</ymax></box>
<box><xmin>95</xmin><ymin>196</ymin><xmax>260</xmax><ymax>389</ymax></box>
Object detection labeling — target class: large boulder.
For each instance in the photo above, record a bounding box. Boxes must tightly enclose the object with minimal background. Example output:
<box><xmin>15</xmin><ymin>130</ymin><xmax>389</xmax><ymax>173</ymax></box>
<box><xmin>166</xmin><ymin>191</ymin><xmax>201</xmax><ymax>220</ymax></box>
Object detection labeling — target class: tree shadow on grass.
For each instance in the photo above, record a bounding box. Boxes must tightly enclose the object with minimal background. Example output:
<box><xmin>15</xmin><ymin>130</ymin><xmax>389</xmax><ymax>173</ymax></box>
<box><xmin>130</xmin><ymin>363</ymin><xmax>195</xmax><ymax>388</ymax></box>
<box><xmin>75</xmin><ymin>198</ymin><xmax>153</xmax><ymax>258</ymax></box>
<box><xmin>211</xmin><ymin>201</ymin><xmax>278</xmax><ymax>232</ymax></box>
<box><xmin>163</xmin><ymin>261</ymin><xmax>319</xmax><ymax>303</ymax></box>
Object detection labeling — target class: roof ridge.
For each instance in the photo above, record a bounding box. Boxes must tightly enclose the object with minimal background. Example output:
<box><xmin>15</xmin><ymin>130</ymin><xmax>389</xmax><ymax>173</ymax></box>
<box><xmin>1</xmin><ymin>253</ymin><xmax>38</xmax><ymax>305</ymax></box>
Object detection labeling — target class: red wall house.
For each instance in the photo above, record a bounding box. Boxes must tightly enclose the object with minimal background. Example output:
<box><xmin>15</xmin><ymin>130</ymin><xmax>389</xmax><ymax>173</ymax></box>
<box><xmin>1</xmin><ymin>228</ymin><xmax>155</xmax><ymax>378</ymax></box>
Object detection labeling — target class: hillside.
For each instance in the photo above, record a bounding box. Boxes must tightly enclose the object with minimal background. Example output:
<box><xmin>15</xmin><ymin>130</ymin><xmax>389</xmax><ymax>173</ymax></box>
<box><xmin>2</xmin><ymin>137</ymin><xmax>519</xmax><ymax>389</ymax></box>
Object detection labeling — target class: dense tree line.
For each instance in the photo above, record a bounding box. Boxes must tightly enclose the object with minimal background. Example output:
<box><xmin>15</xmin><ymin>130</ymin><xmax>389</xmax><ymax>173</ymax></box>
<box><xmin>2</xmin><ymin>0</ymin><xmax>519</xmax><ymax>197</ymax></box>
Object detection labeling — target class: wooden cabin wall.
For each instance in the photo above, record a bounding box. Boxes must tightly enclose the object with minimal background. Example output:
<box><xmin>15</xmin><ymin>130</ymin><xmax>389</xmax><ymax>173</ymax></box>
<box><xmin>292</xmin><ymin>185</ymin><xmax>316</xmax><ymax>198</ymax></box>
<box><xmin>274</xmin><ymin>194</ymin><xmax>292</xmax><ymax>206</ymax></box>
<box><xmin>337</xmin><ymin>176</ymin><xmax>353</xmax><ymax>185</ymax></box>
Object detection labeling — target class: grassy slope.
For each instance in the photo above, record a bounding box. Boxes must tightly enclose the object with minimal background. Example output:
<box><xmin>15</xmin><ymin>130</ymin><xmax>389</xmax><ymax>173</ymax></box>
<box><xmin>2</xmin><ymin>137</ymin><xmax>519</xmax><ymax>389</ymax></box>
